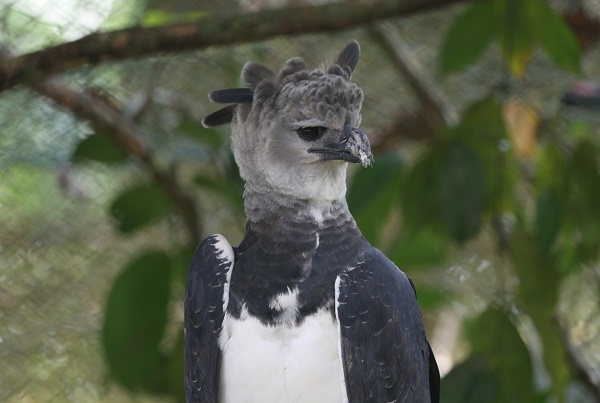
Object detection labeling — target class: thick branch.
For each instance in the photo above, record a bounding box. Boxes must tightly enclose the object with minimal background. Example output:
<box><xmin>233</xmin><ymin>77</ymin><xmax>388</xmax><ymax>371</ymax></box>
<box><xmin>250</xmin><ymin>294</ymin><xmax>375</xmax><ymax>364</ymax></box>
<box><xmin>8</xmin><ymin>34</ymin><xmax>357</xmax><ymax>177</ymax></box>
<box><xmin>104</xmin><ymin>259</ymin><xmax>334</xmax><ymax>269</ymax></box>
<box><xmin>33</xmin><ymin>80</ymin><xmax>201</xmax><ymax>245</ymax></box>
<box><xmin>0</xmin><ymin>0</ymin><xmax>465</xmax><ymax>92</ymax></box>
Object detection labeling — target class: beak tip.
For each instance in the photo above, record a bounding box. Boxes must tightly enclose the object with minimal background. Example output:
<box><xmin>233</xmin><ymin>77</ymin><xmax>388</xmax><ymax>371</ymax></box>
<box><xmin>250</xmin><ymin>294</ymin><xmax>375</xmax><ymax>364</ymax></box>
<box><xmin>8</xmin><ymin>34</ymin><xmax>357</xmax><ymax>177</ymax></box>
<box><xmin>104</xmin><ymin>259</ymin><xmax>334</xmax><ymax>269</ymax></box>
<box><xmin>345</xmin><ymin>127</ymin><xmax>372</xmax><ymax>167</ymax></box>
<box><xmin>360</xmin><ymin>152</ymin><xmax>373</xmax><ymax>167</ymax></box>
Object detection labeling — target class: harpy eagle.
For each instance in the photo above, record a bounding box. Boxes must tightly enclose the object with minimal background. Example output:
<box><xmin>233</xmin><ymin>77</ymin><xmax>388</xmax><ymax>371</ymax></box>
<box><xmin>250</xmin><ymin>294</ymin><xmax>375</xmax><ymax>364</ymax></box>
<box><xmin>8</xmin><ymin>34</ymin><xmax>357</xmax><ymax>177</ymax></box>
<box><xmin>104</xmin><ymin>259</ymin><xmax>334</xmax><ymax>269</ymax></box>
<box><xmin>184</xmin><ymin>40</ymin><xmax>440</xmax><ymax>403</ymax></box>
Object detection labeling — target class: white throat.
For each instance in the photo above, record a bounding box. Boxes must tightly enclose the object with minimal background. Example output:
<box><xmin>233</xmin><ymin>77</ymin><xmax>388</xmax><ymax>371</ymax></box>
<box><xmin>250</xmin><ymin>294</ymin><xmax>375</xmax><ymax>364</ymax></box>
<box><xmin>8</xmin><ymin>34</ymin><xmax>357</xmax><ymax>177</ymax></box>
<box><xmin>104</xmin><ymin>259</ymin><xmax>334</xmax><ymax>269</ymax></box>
<box><xmin>244</xmin><ymin>161</ymin><xmax>348</xmax><ymax>205</ymax></box>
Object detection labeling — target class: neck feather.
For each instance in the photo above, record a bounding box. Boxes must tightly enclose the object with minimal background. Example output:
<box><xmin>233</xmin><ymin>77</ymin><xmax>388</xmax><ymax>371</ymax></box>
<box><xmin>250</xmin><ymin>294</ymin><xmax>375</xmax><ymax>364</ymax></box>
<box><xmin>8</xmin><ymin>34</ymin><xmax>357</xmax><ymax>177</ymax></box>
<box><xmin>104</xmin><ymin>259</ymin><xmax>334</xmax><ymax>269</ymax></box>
<box><xmin>243</xmin><ymin>186</ymin><xmax>354</xmax><ymax>228</ymax></box>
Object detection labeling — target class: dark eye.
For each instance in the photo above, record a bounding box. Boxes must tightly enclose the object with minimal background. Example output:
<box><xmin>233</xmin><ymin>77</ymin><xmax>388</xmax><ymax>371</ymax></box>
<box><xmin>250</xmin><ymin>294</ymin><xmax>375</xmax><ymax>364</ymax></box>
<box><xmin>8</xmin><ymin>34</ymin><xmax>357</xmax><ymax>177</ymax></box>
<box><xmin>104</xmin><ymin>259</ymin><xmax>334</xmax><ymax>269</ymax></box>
<box><xmin>297</xmin><ymin>126</ymin><xmax>326</xmax><ymax>141</ymax></box>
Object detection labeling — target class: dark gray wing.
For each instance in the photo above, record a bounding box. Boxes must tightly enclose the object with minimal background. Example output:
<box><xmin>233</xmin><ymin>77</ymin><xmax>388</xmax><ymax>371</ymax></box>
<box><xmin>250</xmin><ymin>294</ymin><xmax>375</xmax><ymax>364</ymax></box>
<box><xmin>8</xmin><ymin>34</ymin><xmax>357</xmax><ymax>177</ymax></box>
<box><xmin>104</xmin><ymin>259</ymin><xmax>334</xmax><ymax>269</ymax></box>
<box><xmin>336</xmin><ymin>248</ymin><xmax>439</xmax><ymax>403</ymax></box>
<box><xmin>184</xmin><ymin>234</ymin><xmax>234</xmax><ymax>403</ymax></box>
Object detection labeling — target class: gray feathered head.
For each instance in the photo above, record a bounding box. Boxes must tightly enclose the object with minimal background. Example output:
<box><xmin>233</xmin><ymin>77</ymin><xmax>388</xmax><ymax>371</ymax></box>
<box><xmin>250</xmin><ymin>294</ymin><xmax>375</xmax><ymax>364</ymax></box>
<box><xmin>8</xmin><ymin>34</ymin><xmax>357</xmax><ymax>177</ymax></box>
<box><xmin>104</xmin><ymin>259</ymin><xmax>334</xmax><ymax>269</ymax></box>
<box><xmin>203</xmin><ymin>40</ymin><xmax>372</xmax><ymax>203</ymax></box>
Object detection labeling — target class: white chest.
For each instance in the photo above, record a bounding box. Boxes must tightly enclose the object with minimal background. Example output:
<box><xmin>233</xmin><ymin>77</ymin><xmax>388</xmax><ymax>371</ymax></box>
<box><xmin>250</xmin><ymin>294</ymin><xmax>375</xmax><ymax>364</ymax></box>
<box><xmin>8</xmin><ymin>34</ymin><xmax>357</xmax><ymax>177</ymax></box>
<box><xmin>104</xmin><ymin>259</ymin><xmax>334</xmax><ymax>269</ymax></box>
<box><xmin>218</xmin><ymin>308</ymin><xmax>348</xmax><ymax>403</ymax></box>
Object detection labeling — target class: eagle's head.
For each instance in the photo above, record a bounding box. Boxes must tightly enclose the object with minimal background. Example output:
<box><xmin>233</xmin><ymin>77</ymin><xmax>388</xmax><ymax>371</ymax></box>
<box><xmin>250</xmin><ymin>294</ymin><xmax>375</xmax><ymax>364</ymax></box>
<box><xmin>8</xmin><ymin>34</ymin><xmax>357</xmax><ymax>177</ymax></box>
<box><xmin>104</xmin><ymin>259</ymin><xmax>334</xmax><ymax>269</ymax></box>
<box><xmin>204</xmin><ymin>41</ymin><xmax>372</xmax><ymax>203</ymax></box>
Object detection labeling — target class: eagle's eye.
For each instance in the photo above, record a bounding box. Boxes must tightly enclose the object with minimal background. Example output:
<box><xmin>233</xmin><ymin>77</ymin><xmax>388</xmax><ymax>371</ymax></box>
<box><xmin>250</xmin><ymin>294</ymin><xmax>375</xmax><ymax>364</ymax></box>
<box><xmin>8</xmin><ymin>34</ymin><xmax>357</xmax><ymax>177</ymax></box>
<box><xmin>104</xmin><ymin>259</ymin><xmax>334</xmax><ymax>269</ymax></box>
<box><xmin>297</xmin><ymin>126</ymin><xmax>326</xmax><ymax>142</ymax></box>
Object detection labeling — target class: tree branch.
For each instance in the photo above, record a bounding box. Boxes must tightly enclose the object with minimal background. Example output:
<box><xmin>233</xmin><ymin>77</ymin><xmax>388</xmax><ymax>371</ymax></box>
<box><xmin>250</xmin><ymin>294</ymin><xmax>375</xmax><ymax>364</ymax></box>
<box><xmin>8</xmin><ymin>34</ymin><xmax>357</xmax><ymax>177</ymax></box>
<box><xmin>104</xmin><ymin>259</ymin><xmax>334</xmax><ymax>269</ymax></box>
<box><xmin>371</xmin><ymin>22</ymin><xmax>458</xmax><ymax>127</ymax></box>
<box><xmin>0</xmin><ymin>0</ymin><xmax>465</xmax><ymax>92</ymax></box>
<box><xmin>33</xmin><ymin>80</ymin><xmax>201</xmax><ymax>245</ymax></box>
<box><xmin>368</xmin><ymin>21</ymin><xmax>459</xmax><ymax>153</ymax></box>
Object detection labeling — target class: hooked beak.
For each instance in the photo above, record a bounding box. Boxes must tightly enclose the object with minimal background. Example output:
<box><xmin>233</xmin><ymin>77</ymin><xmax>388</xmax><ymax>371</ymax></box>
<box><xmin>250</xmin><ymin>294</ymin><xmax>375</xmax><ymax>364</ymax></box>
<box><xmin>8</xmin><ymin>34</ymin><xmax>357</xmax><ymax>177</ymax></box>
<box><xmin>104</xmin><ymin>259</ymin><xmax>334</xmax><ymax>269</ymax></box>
<box><xmin>308</xmin><ymin>125</ymin><xmax>373</xmax><ymax>167</ymax></box>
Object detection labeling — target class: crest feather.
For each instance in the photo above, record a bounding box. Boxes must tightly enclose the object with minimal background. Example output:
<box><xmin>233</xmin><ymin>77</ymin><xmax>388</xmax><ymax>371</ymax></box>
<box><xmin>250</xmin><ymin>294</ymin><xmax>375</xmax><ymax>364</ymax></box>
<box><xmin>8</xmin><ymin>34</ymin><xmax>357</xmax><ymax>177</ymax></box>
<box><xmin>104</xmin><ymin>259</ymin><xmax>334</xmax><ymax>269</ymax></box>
<box><xmin>333</xmin><ymin>40</ymin><xmax>361</xmax><ymax>75</ymax></box>
<box><xmin>202</xmin><ymin>40</ymin><xmax>362</xmax><ymax>126</ymax></box>
<box><xmin>242</xmin><ymin>62</ymin><xmax>275</xmax><ymax>90</ymax></box>
<box><xmin>276</xmin><ymin>57</ymin><xmax>307</xmax><ymax>82</ymax></box>
<box><xmin>202</xmin><ymin>105</ymin><xmax>237</xmax><ymax>128</ymax></box>
<box><xmin>208</xmin><ymin>88</ymin><xmax>253</xmax><ymax>104</ymax></box>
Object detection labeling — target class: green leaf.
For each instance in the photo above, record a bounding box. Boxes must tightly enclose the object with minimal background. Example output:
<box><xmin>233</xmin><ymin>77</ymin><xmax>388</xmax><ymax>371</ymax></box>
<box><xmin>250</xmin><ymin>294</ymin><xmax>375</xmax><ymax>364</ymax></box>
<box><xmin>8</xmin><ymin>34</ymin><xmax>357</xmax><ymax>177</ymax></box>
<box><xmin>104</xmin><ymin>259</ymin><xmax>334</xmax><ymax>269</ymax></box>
<box><xmin>142</xmin><ymin>9</ymin><xmax>206</xmax><ymax>27</ymax></box>
<box><xmin>348</xmin><ymin>153</ymin><xmax>402</xmax><ymax>214</ymax></box>
<box><xmin>391</xmin><ymin>229</ymin><xmax>446</xmax><ymax>268</ymax></box>
<box><xmin>72</xmin><ymin>134</ymin><xmax>128</xmax><ymax>164</ymax></box>
<box><xmin>510</xmin><ymin>229</ymin><xmax>560</xmax><ymax>313</ymax></box>
<box><xmin>413</xmin><ymin>286</ymin><xmax>450</xmax><ymax>310</ymax></box>
<box><xmin>435</xmin><ymin>143</ymin><xmax>487</xmax><ymax>242</ymax></box>
<box><xmin>535</xmin><ymin>189</ymin><xmax>561</xmax><ymax>251</ymax></box>
<box><xmin>454</xmin><ymin>96</ymin><xmax>506</xmax><ymax>146</ymax></box>
<box><xmin>536</xmin><ymin>142</ymin><xmax>568</xmax><ymax>193</ymax></box>
<box><xmin>167</xmin><ymin>331</ymin><xmax>186</xmax><ymax>402</ymax></box>
<box><xmin>178</xmin><ymin>116</ymin><xmax>225</xmax><ymax>149</ymax></box>
<box><xmin>512</xmin><ymin>228</ymin><xmax>570</xmax><ymax>401</ymax></box>
<box><xmin>182</xmin><ymin>10</ymin><xmax>208</xmax><ymax>23</ymax></box>
<box><xmin>568</xmin><ymin>141</ymin><xmax>600</xmax><ymax>260</ymax></box>
<box><xmin>441</xmin><ymin>356</ymin><xmax>498</xmax><ymax>403</ymax></box>
<box><xmin>402</xmin><ymin>149</ymin><xmax>440</xmax><ymax>231</ymax></box>
<box><xmin>466</xmin><ymin>307</ymin><xmax>535</xmax><ymax>403</ymax></box>
<box><xmin>110</xmin><ymin>182</ymin><xmax>171</xmax><ymax>234</ymax></box>
<box><xmin>141</xmin><ymin>9</ymin><xmax>172</xmax><ymax>27</ymax></box>
<box><xmin>566</xmin><ymin>120</ymin><xmax>592</xmax><ymax>141</ymax></box>
<box><xmin>570</xmin><ymin>142</ymin><xmax>600</xmax><ymax>210</ymax></box>
<box><xmin>439</xmin><ymin>2</ymin><xmax>498</xmax><ymax>74</ymax></box>
<box><xmin>403</xmin><ymin>97</ymin><xmax>512</xmax><ymax>242</ymax></box>
<box><xmin>451</xmin><ymin>96</ymin><xmax>514</xmax><ymax>211</ymax></box>
<box><xmin>102</xmin><ymin>250</ymin><xmax>171</xmax><ymax>391</ymax></box>
<box><xmin>497</xmin><ymin>0</ymin><xmax>536</xmax><ymax>76</ymax></box>
<box><xmin>348</xmin><ymin>153</ymin><xmax>403</xmax><ymax>244</ymax></box>
<box><xmin>532</xmin><ymin>0</ymin><xmax>581</xmax><ymax>73</ymax></box>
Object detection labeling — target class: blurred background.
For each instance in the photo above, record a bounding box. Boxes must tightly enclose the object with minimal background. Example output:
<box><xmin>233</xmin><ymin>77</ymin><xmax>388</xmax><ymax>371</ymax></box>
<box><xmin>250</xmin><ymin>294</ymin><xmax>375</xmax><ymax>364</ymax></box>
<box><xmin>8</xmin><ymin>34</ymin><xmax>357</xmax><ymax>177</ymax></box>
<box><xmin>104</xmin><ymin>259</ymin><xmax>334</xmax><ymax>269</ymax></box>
<box><xmin>1</xmin><ymin>0</ymin><xmax>600</xmax><ymax>401</ymax></box>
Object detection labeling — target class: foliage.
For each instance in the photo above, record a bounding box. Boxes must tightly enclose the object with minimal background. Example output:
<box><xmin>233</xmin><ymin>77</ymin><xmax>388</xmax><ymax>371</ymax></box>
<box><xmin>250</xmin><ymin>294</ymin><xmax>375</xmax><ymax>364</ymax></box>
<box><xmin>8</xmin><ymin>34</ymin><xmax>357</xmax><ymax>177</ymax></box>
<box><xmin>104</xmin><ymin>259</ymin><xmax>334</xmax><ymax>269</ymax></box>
<box><xmin>109</xmin><ymin>182</ymin><xmax>172</xmax><ymax>234</ymax></box>
<box><xmin>102</xmin><ymin>250</ymin><xmax>171</xmax><ymax>392</ymax></box>
<box><xmin>440</xmin><ymin>0</ymin><xmax>581</xmax><ymax>76</ymax></box>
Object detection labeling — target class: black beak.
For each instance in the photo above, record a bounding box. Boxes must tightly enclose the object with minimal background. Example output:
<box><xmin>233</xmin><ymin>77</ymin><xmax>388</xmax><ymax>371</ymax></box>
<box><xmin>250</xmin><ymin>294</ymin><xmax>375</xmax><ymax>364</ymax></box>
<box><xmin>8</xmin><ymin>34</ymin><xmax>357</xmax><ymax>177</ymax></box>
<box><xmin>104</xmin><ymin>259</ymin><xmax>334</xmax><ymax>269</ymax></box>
<box><xmin>308</xmin><ymin>125</ymin><xmax>373</xmax><ymax>167</ymax></box>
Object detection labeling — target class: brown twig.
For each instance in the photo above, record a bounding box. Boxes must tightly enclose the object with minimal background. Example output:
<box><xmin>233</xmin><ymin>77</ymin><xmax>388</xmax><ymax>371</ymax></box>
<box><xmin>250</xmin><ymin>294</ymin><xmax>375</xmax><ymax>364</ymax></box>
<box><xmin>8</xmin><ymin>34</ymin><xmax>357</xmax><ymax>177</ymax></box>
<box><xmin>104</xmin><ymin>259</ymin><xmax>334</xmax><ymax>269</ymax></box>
<box><xmin>0</xmin><ymin>0</ymin><xmax>467</xmax><ymax>92</ymax></box>
<box><xmin>33</xmin><ymin>80</ymin><xmax>201</xmax><ymax>245</ymax></box>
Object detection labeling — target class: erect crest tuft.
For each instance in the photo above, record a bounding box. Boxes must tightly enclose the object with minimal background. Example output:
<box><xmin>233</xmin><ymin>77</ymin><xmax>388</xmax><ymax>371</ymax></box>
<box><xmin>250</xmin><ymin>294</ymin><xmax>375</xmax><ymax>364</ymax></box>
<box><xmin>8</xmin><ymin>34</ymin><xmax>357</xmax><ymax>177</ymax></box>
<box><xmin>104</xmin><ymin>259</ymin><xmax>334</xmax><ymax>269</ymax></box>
<box><xmin>332</xmin><ymin>40</ymin><xmax>361</xmax><ymax>75</ymax></box>
<box><xmin>202</xmin><ymin>40</ymin><xmax>362</xmax><ymax>128</ymax></box>
<box><xmin>275</xmin><ymin>57</ymin><xmax>307</xmax><ymax>82</ymax></box>
<box><xmin>242</xmin><ymin>62</ymin><xmax>275</xmax><ymax>90</ymax></box>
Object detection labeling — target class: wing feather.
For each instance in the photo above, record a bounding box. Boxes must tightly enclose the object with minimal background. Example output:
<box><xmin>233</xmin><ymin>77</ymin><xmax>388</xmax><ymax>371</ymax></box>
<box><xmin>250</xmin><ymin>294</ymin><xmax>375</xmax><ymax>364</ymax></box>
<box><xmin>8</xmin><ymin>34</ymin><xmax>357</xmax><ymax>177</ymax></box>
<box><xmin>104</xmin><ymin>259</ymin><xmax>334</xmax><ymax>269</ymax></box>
<box><xmin>336</xmin><ymin>249</ymin><xmax>438</xmax><ymax>403</ymax></box>
<box><xmin>184</xmin><ymin>234</ymin><xmax>235</xmax><ymax>403</ymax></box>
